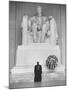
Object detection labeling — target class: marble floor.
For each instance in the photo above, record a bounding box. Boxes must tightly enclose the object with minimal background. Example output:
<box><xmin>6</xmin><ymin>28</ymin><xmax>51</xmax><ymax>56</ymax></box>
<box><xmin>9</xmin><ymin>71</ymin><xmax>66</xmax><ymax>89</ymax></box>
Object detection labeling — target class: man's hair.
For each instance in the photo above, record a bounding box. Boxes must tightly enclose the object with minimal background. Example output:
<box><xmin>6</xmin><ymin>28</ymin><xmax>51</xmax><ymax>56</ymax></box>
<box><xmin>37</xmin><ymin>61</ymin><xmax>39</xmax><ymax>64</ymax></box>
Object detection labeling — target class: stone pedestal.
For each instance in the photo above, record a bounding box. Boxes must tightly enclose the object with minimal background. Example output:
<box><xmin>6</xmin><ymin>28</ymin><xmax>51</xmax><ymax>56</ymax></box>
<box><xmin>11</xmin><ymin>44</ymin><xmax>65</xmax><ymax>75</ymax></box>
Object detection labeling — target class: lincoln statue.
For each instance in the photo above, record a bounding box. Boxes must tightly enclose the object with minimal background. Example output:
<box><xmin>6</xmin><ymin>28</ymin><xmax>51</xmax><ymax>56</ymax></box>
<box><xmin>21</xmin><ymin>6</ymin><xmax>58</xmax><ymax>45</ymax></box>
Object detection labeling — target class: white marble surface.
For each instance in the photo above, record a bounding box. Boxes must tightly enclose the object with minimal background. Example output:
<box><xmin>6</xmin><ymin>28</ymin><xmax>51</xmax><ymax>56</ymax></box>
<box><xmin>11</xmin><ymin>44</ymin><xmax>62</xmax><ymax>74</ymax></box>
<box><xmin>16</xmin><ymin>44</ymin><xmax>60</xmax><ymax>67</ymax></box>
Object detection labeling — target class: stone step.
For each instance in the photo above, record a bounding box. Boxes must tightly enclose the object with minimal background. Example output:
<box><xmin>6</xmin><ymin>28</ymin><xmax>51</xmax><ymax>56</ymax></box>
<box><xmin>10</xmin><ymin>71</ymin><xmax>65</xmax><ymax>83</ymax></box>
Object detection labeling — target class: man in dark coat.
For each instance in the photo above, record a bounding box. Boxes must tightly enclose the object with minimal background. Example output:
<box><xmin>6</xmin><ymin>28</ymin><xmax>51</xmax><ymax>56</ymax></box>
<box><xmin>34</xmin><ymin>62</ymin><xmax>42</xmax><ymax>82</ymax></box>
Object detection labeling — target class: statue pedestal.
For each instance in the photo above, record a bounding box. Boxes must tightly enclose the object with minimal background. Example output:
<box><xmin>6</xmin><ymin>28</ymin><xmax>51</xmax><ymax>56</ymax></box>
<box><xmin>11</xmin><ymin>43</ymin><xmax>65</xmax><ymax>75</ymax></box>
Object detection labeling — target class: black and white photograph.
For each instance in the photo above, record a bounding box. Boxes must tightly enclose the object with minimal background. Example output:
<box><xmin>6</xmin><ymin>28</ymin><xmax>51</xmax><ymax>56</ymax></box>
<box><xmin>9</xmin><ymin>1</ymin><xmax>66</xmax><ymax>89</ymax></box>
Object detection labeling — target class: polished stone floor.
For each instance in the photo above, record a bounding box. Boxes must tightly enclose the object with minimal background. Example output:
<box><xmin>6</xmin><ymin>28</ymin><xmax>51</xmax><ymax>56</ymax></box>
<box><xmin>9</xmin><ymin>71</ymin><xmax>66</xmax><ymax>89</ymax></box>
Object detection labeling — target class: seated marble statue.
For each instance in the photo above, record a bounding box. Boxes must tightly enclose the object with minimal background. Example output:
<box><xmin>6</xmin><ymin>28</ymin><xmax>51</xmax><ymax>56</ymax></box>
<box><xmin>22</xmin><ymin>6</ymin><xmax>58</xmax><ymax>45</ymax></box>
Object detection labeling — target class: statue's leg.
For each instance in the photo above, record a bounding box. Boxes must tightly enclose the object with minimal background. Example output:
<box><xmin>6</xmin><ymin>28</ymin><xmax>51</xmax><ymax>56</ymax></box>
<box><xmin>41</xmin><ymin>24</ymin><xmax>47</xmax><ymax>43</ymax></box>
<box><xmin>32</xmin><ymin>23</ymin><xmax>37</xmax><ymax>43</ymax></box>
<box><xmin>33</xmin><ymin>27</ymin><xmax>37</xmax><ymax>43</ymax></box>
<box><xmin>37</xmin><ymin>31</ymin><xmax>41</xmax><ymax>43</ymax></box>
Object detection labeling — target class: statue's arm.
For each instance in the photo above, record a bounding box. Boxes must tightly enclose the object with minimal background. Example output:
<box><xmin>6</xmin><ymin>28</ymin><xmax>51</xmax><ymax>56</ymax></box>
<box><xmin>28</xmin><ymin>16</ymin><xmax>36</xmax><ymax>32</ymax></box>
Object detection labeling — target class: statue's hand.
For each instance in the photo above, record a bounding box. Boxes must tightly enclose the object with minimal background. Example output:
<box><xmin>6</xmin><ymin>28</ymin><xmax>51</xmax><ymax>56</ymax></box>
<box><xmin>46</xmin><ymin>30</ymin><xmax>51</xmax><ymax>37</ymax></box>
<box><xmin>47</xmin><ymin>30</ymin><xmax>51</xmax><ymax>36</ymax></box>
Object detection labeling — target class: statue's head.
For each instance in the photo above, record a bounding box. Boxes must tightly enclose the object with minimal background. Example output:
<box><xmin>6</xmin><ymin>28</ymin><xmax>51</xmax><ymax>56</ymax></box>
<box><xmin>37</xmin><ymin>6</ymin><xmax>42</xmax><ymax>16</ymax></box>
